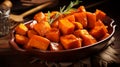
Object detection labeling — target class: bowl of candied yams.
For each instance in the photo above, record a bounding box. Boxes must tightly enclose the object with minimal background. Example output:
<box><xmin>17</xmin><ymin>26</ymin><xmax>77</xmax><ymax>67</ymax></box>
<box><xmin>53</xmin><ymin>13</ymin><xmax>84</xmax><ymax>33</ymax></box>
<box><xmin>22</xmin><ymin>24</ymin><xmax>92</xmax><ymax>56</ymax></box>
<box><xmin>9</xmin><ymin>0</ymin><xmax>116</xmax><ymax>62</ymax></box>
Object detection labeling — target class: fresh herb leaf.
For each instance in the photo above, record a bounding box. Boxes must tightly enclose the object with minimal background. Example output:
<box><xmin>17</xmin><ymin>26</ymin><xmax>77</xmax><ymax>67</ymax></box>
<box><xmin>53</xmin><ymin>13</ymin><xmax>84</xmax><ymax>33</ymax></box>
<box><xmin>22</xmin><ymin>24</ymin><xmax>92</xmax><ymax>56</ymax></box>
<box><xmin>47</xmin><ymin>11</ymin><xmax>51</xmax><ymax>23</ymax></box>
<box><xmin>63</xmin><ymin>0</ymin><xmax>81</xmax><ymax>13</ymax></box>
<box><xmin>49</xmin><ymin>12</ymin><xmax>59</xmax><ymax>24</ymax></box>
<box><xmin>48</xmin><ymin>0</ymin><xmax>82</xmax><ymax>24</ymax></box>
<box><xmin>60</xmin><ymin>6</ymin><xmax>66</xmax><ymax>14</ymax></box>
<box><xmin>48</xmin><ymin>11</ymin><xmax>59</xmax><ymax>24</ymax></box>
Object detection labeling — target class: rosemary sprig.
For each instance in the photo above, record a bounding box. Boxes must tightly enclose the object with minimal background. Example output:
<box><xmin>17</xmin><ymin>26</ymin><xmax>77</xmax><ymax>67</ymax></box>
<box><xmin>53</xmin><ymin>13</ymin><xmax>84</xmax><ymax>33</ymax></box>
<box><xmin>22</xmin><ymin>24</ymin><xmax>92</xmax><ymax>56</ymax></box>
<box><xmin>47</xmin><ymin>11</ymin><xmax>59</xmax><ymax>24</ymax></box>
<box><xmin>49</xmin><ymin>12</ymin><xmax>59</xmax><ymax>24</ymax></box>
<box><xmin>63</xmin><ymin>0</ymin><xmax>81</xmax><ymax>13</ymax></box>
<box><xmin>60</xmin><ymin>6</ymin><xmax>66</xmax><ymax>14</ymax></box>
<box><xmin>47</xmin><ymin>11</ymin><xmax>51</xmax><ymax>23</ymax></box>
<box><xmin>48</xmin><ymin>0</ymin><xmax>82</xmax><ymax>24</ymax></box>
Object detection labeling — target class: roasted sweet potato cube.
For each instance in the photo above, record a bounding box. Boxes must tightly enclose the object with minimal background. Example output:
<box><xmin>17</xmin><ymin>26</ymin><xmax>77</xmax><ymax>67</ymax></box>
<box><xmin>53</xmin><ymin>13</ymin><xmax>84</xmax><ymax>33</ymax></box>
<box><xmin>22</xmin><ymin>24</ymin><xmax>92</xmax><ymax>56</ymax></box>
<box><xmin>64</xmin><ymin>15</ymin><xmax>75</xmax><ymax>23</ymax></box>
<box><xmin>34</xmin><ymin>12</ymin><xmax>46</xmax><ymax>23</ymax></box>
<box><xmin>15</xmin><ymin>23</ymin><xmax>28</xmax><ymax>35</ymax></box>
<box><xmin>45</xmin><ymin>28</ymin><xmax>60</xmax><ymax>42</ymax></box>
<box><xmin>96</xmin><ymin>20</ymin><xmax>108</xmax><ymax>33</ymax></box>
<box><xmin>74</xmin><ymin>22</ymin><xmax>83</xmax><ymax>30</ymax></box>
<box><xmin>95</xmin><ymin>9</ymin><xmax>106</xmax><ymax>21</ymax></box>
<box><xmin>59</xmin><ymin>19</ymin><xmax>75</xmax><ymax>35</ymax></box>
<box><xmin>89</xmin><ymin>26</ymin><xmax>108</xmax><ymax>40</ymax></box>
<box><xmin>74</xmin><ymin>29</ymin><xmax>97</xmax><ymax>46</ymax></box>
<box><xmin>15</xmin><ymin>34</ymin><xmax>29</xmax><ymax>45</ymax></box>
<box><xmin>50</xmin><ymin>42</ymin><xmax>64</xmax><ymax>51</ymax></box>
<box><xmin>89</xmin><ymin>26</ymin><xmax>101</xmax><ymax>39</ymax></box>
<box><xmin>86</xmin><ymin>12</ymin><xmax>96</xmax><ymax>29</ymax></box>
<box><xmin>77</xmin><ymin>6</ymin><xmax>86</xmax><ymax>12</ymax></box>
<box><xmin>51</xmin><ymin>20</ymin><xmax>59</xmax><ymax>28</ymax></box>
<box><xmin>27</xmin><ymin>30</ymin><xmax>38</xmax><ymax>38</ymax></box>
<box><xmin>26</xmin><ymin>35</ymin><xmax>50</xmax><ymax>50</ymax></box>
<box><xmin>60</xmin><ymin>34</ymin><xmax>82</xmax><ymax>49</ymax></box>
<box><xmin>89</xmin><ymin>20</ymin><xmax>108</xmax><ymax>39</ymax></box>
<box><xmin>74</xmin><ymin>12</ymin><xmax>87</xmax><ymax>27</ymax></box>
<box><xmin>74</xmin><ymin>29</ymin><xmax>89</xmax><ymax>37</ymax></box>
<box><xmin>95</xmin><ymin>20</ymin><xmax>108</xmax><ymax>29</ymax></box>
<box><xmin>82</xmin><ymin>35</ymin><xmax>97</xmax><ymax>46</ymax></box>
<box><xmin>33</xmin><ymin>22</ymin><xmax>51</xmax><ymax>36</ymax></box>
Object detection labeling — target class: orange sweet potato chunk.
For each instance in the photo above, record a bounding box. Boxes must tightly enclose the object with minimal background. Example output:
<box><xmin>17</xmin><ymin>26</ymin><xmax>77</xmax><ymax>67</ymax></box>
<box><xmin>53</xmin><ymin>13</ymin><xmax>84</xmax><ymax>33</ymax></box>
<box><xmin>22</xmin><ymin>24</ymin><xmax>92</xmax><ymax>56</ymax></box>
<box><xmin>95</xmin><ymin>9</ymin><xmax>106</xmax><ymax>21</ymax></box>
<box><xmin>77</xmin><ymin>6</ymin><xmax>86</xmax><ymax>12</ymax></box>
<box><xmin>74</xmin><ymin>29</ymin><xmax>89</xmax><ymax>37</ymax></box>
<box><xmin>64</xmin><ymin>15</ymin><xmax>75</xmax><ymax>23</ymax></box>
<box><xmin>34</xmin><ymin>12</ymin><xmax>46</xmax><ymax>23</ymax></box>
<box><xmin>59</xmin><ymin>19</ymin><xmax>75</xmax><ymax>35</ymax></box>
<box><xmin>82</xmin><ymin>35</ymin><xmax>97</xmax><ymax>46</ymax></box>
<box><xmin>51</xmin><ymin>20</ymin><xmax>59</xmax><ymax>28</ymax></box>
<box><xmin>89</xmin><ymin>26</ymin><xmax>107</xmax><ymax>40</ymax></box>
<box><xmin>74</xmin><ymin>22</ymin><xmax>83</xmax><ymax>30</ymax></box>
<box><xmin>45</xmin><ymin>28</ymin><xmax>60</xmax><ymax>42</ymax></box>
<box><xmin>26</xmin><ymin>35</ymin><xmax>50</xmax><ymax>50</ymax></box>
<box><xmin>15</xmin><ymin>23</ymin><xmax>28</xmax><ymax>35</ymax></box>
<box><xmin>86</xmin><ymin>12</ymin><xmax>96</xmax><ymax>29</ymax></box>
<box><xmin>27</xmin><ymin>30</ymin><xmax>38</xmax><ymax>38</ymax></box>
<box><xmin>89</xmin><ymin>20</ymin><xmax>108</xmax><ymax>40</ymax></box>
<box><xmin>15</xmin><ymin>34</ymin><xmax>29</xmax><ymax>45</ymax></box>
<box><xmin>95</xmin><ymin>19</ymin><xmax>108</xmax><ymax>30</ymax></box>
<box><xmin>74</xmin><ymin>12</ymin><xmax>87</xmax><ymax>28</ymax></box>
<box><xmin>33</xmin><ymin>22</ymin><xmax>51</xmax><ymax>36</ymax></box>
<box><xmin>74</xmin><ymin>29</ymin><xmax>97</xmax><ymax>46</ymax></box>
<box><xmin>60</xmin><ymin>34</ymin><xmax>82</xmax><ymax>49</ymax></box>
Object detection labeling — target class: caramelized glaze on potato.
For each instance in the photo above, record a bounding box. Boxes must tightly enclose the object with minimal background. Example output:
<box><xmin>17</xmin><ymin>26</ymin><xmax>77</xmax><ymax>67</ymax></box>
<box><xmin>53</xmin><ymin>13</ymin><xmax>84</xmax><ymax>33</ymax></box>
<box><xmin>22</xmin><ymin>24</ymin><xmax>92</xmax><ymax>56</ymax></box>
<box><xmin>74</xmin><ymin>12</ymin><xmax>87</xmax><ymax>28</ymax></box>
<box><xmin>60</xmin><ymin>34</ymin><xmax>82</xmax><ymax>49</ymax></box>
<box><xmin>45</xmin><ymin>28</ymin><xmax>60</xmax><ymax>42</ymax></box>
<box><xmin>33</xmin><ymin>22</ymin><xmax>51</xmax><ymax>36</ymax></box>
<box><xmin>27</xmin><ymin>30</ymin><xmax>38</xmax><ymax>38</ymax></box>
<box><xmin>15</xmin><ymin>34</ymin><xmax>29</xmax><ymax>45</ymax></box>
<box><xmin>15</xmin><ymin>23</ymin><xmax>28</xmax><ymax>35</ymax></box>
<box><xmin>59</xmin><ymin>19</ymin><xmax>75</xmax><ymax>35</ymax></box>
<box><xmin>26</xmin><ymin>35</ymin><xmax>50</xmax><ymax>50</ymax></box>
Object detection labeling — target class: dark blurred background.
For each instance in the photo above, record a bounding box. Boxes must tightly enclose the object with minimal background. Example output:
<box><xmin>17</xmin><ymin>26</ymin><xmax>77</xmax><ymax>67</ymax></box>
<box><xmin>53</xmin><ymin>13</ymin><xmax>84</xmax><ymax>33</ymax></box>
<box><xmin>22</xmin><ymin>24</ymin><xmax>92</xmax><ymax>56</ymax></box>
<box><xmin>0</xmin><ymin>0</ymin><xmax>120</xmax><ymax>24</ymax></box>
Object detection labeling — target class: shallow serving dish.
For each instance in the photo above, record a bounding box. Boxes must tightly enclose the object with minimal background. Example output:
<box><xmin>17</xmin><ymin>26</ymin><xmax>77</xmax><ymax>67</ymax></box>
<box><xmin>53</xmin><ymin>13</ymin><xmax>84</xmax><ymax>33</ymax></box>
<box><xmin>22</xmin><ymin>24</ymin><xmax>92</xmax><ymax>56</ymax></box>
<box><xmin>9</xmin><ymin>16</ymin><xmax>116</xmax><ymax>62</ymax></box>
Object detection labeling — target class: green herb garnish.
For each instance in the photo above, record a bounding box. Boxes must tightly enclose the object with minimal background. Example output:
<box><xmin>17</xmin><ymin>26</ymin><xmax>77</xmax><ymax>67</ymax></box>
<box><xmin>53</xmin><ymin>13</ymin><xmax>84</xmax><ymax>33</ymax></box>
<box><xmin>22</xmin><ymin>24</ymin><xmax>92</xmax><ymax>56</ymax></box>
<box><xmin>48</xmin><ymin>0</ymin><xmax>82</xmax><ymax>24</ymax></box>
<box><xmin>62</xmin><ymin>0</ymin><xmax>81</xmax><ymax>14</ymax></box>
<box><xmin>47</xmin><ymin>11</ymin><xmax>51</xmax><ymax>23</ymax></box>
<box><xmin>47</xmin><ymin>11</ymin><xmax>59</xmax><ymax>24</ymax></box>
